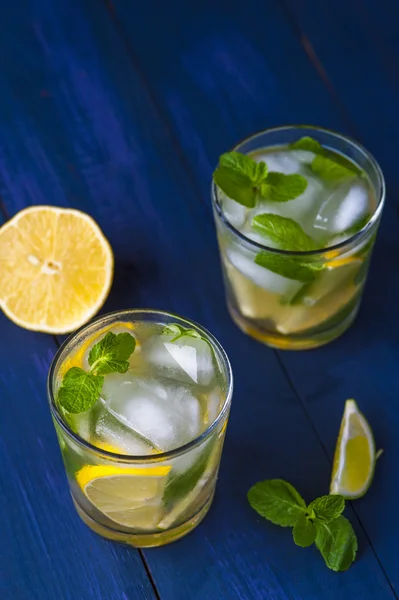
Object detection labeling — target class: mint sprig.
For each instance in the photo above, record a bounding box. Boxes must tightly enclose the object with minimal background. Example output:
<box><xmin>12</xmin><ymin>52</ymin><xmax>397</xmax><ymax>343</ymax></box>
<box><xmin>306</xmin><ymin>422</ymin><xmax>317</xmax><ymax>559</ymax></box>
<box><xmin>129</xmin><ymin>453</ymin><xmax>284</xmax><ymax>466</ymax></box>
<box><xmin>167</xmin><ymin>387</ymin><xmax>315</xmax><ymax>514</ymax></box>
<box><xmin>291</xmin><ymin>136</ymin><xmax>361</xmax><ymax>182</ymax></box>
<box><xmin>252</xmin><ymin>214</ymin><xmax>317</xmax><ymax>252</ymax></box>
<box><xmin>163</xmin><ymin>323</ymin><xmax>203</xmax><ymax>343</ymax></box>
<box><xmin>255</xmin><ymin>252</ymin><xmax>319</xmax><ymax>283</ymax></box>
<box><xmin>213</xmin><ymin>152</ymin><xmax>268</xmax><ymax>208</ymax></box>
<box><xmin>252</xmin><ymin>214</ymin><xmax>323</xmax><ymax>282</ymax></box>
<box><xmin>260</xmin><ymin>172</ymin><xmax>308</xmax><ymax>203</ymax></box>
<box><xmin>57</xmin><ymin>332</ymin><xmax>136</xmax><ymax>414</ymax></box>
<box><xmin>213</xmin><ymin>152</ymin><xmax>308</xmax><ymax>208</ymax></box>
<box><xmin>248</xmin><ymin>479</ymin><xmax>357</xmax><ymax>572</ymax></box>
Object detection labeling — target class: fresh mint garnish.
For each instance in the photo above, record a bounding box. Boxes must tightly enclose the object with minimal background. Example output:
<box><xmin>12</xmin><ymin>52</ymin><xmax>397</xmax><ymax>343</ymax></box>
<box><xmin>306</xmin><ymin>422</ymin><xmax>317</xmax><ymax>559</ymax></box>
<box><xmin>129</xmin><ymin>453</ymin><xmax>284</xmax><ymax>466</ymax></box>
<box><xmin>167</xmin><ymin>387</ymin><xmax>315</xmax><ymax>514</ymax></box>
<box><xmin>163</xmin><ymin>323</ymin><xmax>203</xmax><ymax>343</ymax></box>
<box><xmin>213</xmin><ymin>151</ymin><xmax>309</xmax><ymax>208</ymax></box>
<box><xmin>291</xmin><ymin>136</ymin><xmax>361</xmax><ymax>182</ymax></box>
<box><xmin>311</xmin><ymin>155</ymin><xmax>357</xmax><ymax>183</ymax></box>
<box><xmin>307</xmin><ymin>495</ymin><xmax>345</xmax><ymax>522</ymax></box>
<box><xmin>57</xmin><ymin>332</ymin><xmax>136</xmax><ymax>414</ymax></box>
<box><xmin>88</xmin><ymin>331</ymin><xmax>136</xmax><ymax>375</ymax></box>
<box><xmin>315</xmin><ymin>516</ymin><xmax>357</xmax><ymax>572</ymax></box>
<box><xmin>247</xmin><ymin>479</ymin><xmax>306</xmax><ymax>526</ymax></box>
<box><xmin>248</xmin><ymin>479</ymin><xmax>357</xmax><ymax>572</ymax></box>
<box><xmin>291</xmin><ymin>136</ymin><xmax>323</xmax><ymax>153</ymax></box>
<box><xmin>259</xmin><ymin>172</ymin><xmax>308</xmax><ymax>203</ymax></box>
<box><xmin>293</xmin><ymin>513</ymin><xmax>316</xmax><ymax>547</ymax></box>
<box><xmin>213</xmin><ymin>152</ymin><xmax>268</xmax><ymax>208</ymax></box>
<box><xmin>58</xmin><ymin>367</ymin><xmax>104</xmax><ymax>414</ymax></box>
<box><xmin>252</xmin><ymin>214</ymin><xmax>317</xmax><ymax>252</ymax></box>
<box><xmin>255</xmin><ymin>253</ymin><xmax>320</xmax><ymax>283</ymax></box>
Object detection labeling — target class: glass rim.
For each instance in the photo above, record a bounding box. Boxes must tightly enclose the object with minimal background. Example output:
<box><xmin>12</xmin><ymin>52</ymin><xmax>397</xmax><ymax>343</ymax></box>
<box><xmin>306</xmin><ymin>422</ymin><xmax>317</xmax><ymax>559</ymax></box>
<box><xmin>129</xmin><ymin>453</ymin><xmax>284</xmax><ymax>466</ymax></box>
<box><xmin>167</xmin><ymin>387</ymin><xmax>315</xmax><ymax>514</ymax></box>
<box><xmin>211</xmin><ymin>124</ymin><xmax>386</xmax><ymax>257</ymax></box>
<box><xmin>48</xmin><ymin>308</ymin><xmax>233</xmax><ymax>464</ymax></box>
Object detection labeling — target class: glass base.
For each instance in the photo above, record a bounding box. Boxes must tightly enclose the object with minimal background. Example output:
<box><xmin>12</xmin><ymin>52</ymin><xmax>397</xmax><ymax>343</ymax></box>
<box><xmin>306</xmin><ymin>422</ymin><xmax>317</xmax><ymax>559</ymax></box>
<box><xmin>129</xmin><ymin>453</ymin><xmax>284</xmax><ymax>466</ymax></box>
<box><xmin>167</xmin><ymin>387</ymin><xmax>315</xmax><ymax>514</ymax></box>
<box><xmin>228</xmin><ymin>303</ymin><xmax>360</xmax><ymax>350</ymax></box>
<box><xmin>72</xmin><ymin>492</ymin><xmax>215</xmax><ymax>548</ymax></box>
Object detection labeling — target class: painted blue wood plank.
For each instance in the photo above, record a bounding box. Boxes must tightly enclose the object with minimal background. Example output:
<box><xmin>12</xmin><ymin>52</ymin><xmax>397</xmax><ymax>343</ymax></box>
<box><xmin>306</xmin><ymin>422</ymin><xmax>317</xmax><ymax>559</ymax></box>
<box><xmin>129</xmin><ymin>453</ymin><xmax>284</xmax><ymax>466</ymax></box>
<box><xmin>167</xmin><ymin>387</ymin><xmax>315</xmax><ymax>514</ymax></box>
<box><xmin>0</xmin><ymin>1</ymin><xmax>395</xmax><ymax>599</ymax></box>
<box><xmin>0</xmin><ymin>318</ymin><xmax>155</xmax><ymax>600</ymax></box>
<box><xmin>109</xmin><ymin>0</ymin><xmax>399</xmax><ymax>597</ymax></box>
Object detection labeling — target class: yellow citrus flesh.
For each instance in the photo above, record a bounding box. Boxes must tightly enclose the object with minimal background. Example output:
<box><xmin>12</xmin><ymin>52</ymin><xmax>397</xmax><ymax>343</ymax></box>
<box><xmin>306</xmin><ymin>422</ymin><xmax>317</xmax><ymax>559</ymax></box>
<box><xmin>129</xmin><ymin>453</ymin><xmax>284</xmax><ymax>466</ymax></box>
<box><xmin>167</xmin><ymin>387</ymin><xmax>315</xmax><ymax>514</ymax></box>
<box><xmin>0</xmin><ymin>206</ymin><xmax>113</xmax><ymax>333</ymax></box>
<box><xmin>76</xmin><ymin>464</ymin><xmax>171</xmax><ymax>529</ymax></box>
<box><xmin>59</xmin><ymin>321</ymin><xmax>137</xmax><ymax>377</ymax></box>
<box><xmin>330</xmin><ymin>399</ymin><xmax>375</xmax><ymax>499</ymax></box>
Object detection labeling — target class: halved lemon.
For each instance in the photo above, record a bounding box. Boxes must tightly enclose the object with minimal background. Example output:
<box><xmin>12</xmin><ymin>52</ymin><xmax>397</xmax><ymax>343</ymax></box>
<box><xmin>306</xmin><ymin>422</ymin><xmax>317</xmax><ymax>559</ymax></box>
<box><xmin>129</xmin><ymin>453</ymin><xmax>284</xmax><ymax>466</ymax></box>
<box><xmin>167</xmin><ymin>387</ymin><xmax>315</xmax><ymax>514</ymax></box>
<box><xmin>330</xmin><ymin>399</ymin><xmax>376</xmax><ymax>499</ymax></box>
<box><xmin>76</xmin><ymin>464</ymin><xmax>171</xmax><ymax>528</ymax></box>
<box><xmin>0</xmin><ymin>206</ymin><xmax>113</xmax><ymax>333</ymax></box>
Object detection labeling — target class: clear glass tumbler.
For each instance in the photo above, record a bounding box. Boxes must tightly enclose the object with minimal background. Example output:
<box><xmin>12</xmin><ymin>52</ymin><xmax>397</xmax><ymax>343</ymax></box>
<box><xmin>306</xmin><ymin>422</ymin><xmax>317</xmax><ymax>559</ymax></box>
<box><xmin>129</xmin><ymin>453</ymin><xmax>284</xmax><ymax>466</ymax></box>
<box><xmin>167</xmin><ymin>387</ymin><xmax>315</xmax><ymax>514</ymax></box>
<box><xmin>48</xmin><ymin>309</ymin><xmax>233</xmax><ymax>547</ymax></box>
<box><xmin>212</xmin><ymin>126</ymin><xmax>385</xmax><ymax>350</ymax></box>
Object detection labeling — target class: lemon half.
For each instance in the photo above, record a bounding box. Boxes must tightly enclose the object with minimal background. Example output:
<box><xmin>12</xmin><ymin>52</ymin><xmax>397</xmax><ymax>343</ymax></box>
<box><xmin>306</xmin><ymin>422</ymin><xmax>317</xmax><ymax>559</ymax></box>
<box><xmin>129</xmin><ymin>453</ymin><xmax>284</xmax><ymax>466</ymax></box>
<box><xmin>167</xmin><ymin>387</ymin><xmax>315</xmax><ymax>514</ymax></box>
<box><xmin>0</xmin><ymin>206</ymin><xmax>113</xmax><ymax>333</ymax></box>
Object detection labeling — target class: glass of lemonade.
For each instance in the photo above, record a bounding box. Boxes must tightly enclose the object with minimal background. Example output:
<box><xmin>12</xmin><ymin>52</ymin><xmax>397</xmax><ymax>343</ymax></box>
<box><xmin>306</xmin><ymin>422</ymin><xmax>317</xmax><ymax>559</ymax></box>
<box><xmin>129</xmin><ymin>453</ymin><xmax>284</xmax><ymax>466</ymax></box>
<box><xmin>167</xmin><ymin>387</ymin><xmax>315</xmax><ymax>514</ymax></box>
<box><xmin>48</xmin><ymin>309</ymin><xmax>233</xmax><ymax>547</ymax></box>
<box><xmin>212</xmin><ymin>125</ymin><xmax>385</xmax><ymax>350</ymax></box>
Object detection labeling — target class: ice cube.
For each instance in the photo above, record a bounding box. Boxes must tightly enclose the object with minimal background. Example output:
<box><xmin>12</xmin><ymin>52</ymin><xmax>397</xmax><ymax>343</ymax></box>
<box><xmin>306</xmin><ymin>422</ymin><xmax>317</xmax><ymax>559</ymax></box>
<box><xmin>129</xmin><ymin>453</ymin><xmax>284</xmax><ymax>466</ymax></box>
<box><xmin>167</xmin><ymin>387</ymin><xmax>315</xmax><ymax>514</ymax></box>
<box><xmin>313</xmin><ymin>181</ymin><xmax>369</xmax><ymax>235</ymax></box>
<box><xmin>95</xmin><ymin>411</ymin><xmax>155</xmax><ymax>455</ymax></box>
<box><xmin>220</xmin><ymin>191</ymin><xmax>247</xmax><ymax>228</ymax></box>
<box><xmin>225</xmin><ymin>248</ymin><xmax>302</xmax><ymax>298</ymax></box>
<box><xmin>143</xmin><ymin>334</ymin><xmax>214</xmax><ymax>386</ymax></box>
<box><xmin>254</xmin><ymin>150</ymin><xmax>302</xmax><ymax>174</ymax></box>
<box><xmin>102</xmin><ymin>373</ymin><xmax>202</xmax><ymax>451</ymax></box>
<box><xmin>252</xmin><ymin>175</ymin><xmax>324</xmax><ymax>238</ymax></box>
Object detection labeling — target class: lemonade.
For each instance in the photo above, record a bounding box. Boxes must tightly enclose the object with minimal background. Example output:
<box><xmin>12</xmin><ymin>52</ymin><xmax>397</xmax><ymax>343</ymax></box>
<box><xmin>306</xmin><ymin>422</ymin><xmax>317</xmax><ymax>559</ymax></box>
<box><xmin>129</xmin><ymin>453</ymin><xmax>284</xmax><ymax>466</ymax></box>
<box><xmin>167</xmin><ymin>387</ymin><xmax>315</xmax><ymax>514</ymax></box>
<box><xmin>212</xmin><ymin>127</ymin><xmax>385</xmax><ymax>349</ymax></box>
<box><xmin>48</xmin><ymin>310</ymin><xmax>232</xmax><ymax>547</ymax></box>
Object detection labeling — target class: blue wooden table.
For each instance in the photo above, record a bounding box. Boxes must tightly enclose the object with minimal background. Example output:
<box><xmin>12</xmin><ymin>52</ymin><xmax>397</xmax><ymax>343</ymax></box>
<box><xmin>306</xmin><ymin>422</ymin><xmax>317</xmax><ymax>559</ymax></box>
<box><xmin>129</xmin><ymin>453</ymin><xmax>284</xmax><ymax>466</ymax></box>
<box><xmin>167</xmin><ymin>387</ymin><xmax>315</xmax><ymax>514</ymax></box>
<box><xmin>1</xmin><ymin>1</ymin><xmax>398</xmax><ymax>598</ymax></box>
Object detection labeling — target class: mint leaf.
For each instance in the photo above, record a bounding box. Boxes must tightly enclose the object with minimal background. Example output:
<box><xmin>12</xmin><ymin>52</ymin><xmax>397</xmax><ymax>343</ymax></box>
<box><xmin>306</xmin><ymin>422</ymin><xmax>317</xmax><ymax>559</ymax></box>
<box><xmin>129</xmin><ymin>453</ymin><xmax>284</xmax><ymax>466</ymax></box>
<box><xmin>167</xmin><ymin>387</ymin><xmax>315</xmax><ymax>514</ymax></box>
<box><xmin>311</xmin><ymin>155</ymin><xmax>356</xmax><ymax>183</ymax></box>
<box><xmin>255</xmin><ymin>252</ymin><xmax>320</xmax><ymax>283</ymax></box>
<box><xmin>291</xmin><ymin>136</ymin><xmax>323</xmax><ymax>153</ymax></box>
<box><xmin>308</xmin><ymin>495</ymin><xmax>345</xmax><ymax>522</ymax></box>
<box><xmin>220</xmin><ymin>152</ymin><xmax>268</xmax><ymax>185</ymax></box>
<box><xmin>252</xmin><ymin>214</ymin><xmax>317</xmax><ymax>252</ymax></box>
<box><xmin>315</xmin><ymin>516</ymin><xmax>357</xmax><ymax>571</ymax></box>
<box><xmin>58</xmin><ymin>367</ymin><xmax>104</xmax><ymax>414</ymax></box>
<box><xmin>162</xmin><ymin>323</ymin><xmax>203</xmax><ymax>343</ymax></box>
<box><xmin>88</xmin><ymin>331</ymin><xmax>136</xmax><ymax>375</ymax></box>
<box><xmin>260</xmin><ymin>173</ymin><xmax>308</xmax><ymax>203</ymax></box>
<box><xmin>213</xmin><ymin>152</ymin><xmax>267</xmax><ymax>208</ymax></box>
<box><xmin>164</xmin><ymin>442</ymin><xmax>212</xmax><ymax>505</ymax></box>
<box><xmin>293</xmin><ymin>514</ymin><xmax>316</xmax><ymax>547</ymax></box>
<box><xmin>247</xmin><ymin>479</ymin><xmax>306</xmax><ymax>526</ymax></box>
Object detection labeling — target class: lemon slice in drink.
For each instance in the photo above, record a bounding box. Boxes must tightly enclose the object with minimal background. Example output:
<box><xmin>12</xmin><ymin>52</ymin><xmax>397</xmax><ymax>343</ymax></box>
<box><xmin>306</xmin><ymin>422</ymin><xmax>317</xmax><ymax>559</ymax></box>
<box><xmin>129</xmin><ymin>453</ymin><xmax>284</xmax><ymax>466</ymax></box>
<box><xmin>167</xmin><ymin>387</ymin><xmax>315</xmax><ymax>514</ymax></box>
<box><xmin>0</xmin><ymin>206</ymin><xmax>113</xmax><ymax>333</ymax></box>
<box><xmin>330</xmin><ymin>399</ymin><xmax>376</xmax><ymax>499</ymax></box>
<box><xmin>76</xmin><ymin>464</ymin><xmax>171</xmax><ymax>529</ymax></box>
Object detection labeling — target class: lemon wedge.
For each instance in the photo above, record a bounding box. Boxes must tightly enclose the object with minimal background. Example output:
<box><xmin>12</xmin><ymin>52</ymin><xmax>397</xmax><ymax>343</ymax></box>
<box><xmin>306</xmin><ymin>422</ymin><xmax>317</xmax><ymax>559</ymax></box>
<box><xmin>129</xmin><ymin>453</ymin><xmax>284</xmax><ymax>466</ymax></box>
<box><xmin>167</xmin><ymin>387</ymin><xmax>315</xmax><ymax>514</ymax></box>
<box><xmin>0</xmin><ymin>206</ymin><xmax>113</xmax><ymax>333</ymax></box>
<box><xmin>76</xmin><ymin>464</ymin><xmax>171</xmax><ymax>529</ymax></box>
<box><xmin>330</xmin><ymin>399</ymin><xmax>375</xmax><ymax>499</ymax></box>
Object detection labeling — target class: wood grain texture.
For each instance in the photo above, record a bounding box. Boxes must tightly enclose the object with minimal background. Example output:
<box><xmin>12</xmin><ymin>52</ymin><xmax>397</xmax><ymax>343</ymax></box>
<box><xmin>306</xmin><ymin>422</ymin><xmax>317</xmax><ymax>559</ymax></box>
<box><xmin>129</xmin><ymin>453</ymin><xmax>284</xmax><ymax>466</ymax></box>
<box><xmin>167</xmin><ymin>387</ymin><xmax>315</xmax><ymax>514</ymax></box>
<box><xmin>0</xmin><ymin>0</ymin><xmax>397</xmax><ymax>598</ymax></box>
<box><xmin>109</xmin><ymin>0</ymin><xmax>399</xmax><ymax>597</ymax></box>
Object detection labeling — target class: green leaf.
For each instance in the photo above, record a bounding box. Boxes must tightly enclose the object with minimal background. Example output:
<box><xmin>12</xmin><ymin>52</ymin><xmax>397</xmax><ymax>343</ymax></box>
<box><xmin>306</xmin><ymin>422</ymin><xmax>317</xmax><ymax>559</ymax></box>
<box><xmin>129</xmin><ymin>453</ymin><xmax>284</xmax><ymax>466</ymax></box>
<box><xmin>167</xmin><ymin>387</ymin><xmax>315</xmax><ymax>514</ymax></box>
<box><xmin>311</xmin><ymin>155</ymin><xmax>357</xmax><ymax>183</ymax></box>
<box><xmin>308</xmin><ymin>495</ymin><xmax>345</xmax><ymax>522</ymax></box>
<box><xmin>219</xmin><ymin>152</ymin><xmax>268</xmax><ymax>185</ymax></box>
<box><xmin>213</xmin><ymin>152</ymin><xmax>267</xmax><ymax>208</ymax></box>
<box><xmin>164</xmin><ymin>442</ymin><xmax>213</xmax><ymax>505</ymax></box>
<box><xmin>315</xmin><ymin>516</ymin><xmax>357</xmax><ymax>572</ymax></box>
<box><xmin>247</xmin><ymin>479</ymin><xmax>306</xmax><ymax>527</ymax></box>
<box><xmin>293</xmin><ymin>514</ymin><xmax>316</xmax><ymax>547</ymax></box>
<box><xmin>291</xmin><ymin>136</ymin><xmax>323</xmax><ymax>153</ymax></box>
<box><xmin>260</xmin><ymin>173</ymin><xmax>308</xmax><ymax>203</ymax></box>
<box><xmin>255</xmin><ymin>252</ymin><xmax>320</xmax><ymax>283</ymax></box>
<box><xmin>88</xmin><ymin>332</ymin><xmax>136</xmax><ymax>375</ymax></box>
<box><xmin>162</xmin><ymin>323</ymin><xmax>203</xmax><ymax>343</ymax></box>
<box><xmin>252</xmin><ymin>214</ymin><xmax>317</xmax><ymax>251</ymax></box>
<box><xmin>57</xmin><ymin>367</ymin><xmax>104</xmax><ymax>414</ymax></box>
